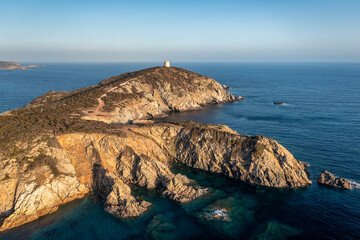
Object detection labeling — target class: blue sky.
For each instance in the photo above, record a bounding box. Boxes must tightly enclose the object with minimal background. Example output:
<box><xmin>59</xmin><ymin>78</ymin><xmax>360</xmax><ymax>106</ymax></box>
<box><xmin>1</xmin><ymin>0</ymin><xmax>360</xmax><ymax>62</ymax></box>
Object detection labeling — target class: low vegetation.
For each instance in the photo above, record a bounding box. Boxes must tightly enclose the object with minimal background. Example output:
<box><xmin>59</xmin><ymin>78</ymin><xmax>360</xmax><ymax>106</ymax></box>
<box><xmin>0</xmin><ymin>66</ymin><xmax>216</xmax><ymax>159</ymax></box>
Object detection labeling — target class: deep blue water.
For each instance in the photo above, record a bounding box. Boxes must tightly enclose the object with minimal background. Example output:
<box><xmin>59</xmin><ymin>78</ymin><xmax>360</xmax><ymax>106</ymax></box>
<box><xmin>0</xmin><ymin>63</ymin><xmax>359</xmax><ymax>240</ymax></box>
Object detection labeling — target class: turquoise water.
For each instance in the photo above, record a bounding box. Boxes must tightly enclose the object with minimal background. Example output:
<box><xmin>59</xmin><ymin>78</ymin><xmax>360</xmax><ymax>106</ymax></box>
<box><xmin>0</xmin><ymin>63</ymin><xmax>359</xmax><ymax>239</ymax></box>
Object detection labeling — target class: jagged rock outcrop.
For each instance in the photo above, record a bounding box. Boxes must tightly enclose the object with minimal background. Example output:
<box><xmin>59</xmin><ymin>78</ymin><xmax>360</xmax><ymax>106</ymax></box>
<box><xmin>116</xmin><ymin>146</ymin><xmax>205</xmax><ymax>202</ymax></box>
<box><xmin>0</xmin><ymin>122</ymin><xmax>312</xmax><ymax>231</ymax></box>
<box><xmin>92</xmin><ymin>164</ymin><xmax>151</xmax><ymax>217</ymax></box>
<box><xmin>317</xmin><ymin>170</ymin><xmax>352</xmax><ymax>189</ymax></box>
<box><xmin>172</xmin><ymin>123</ymin><xmax>311</xmax><ymax>188</ymax></box>
<box><xmin>0</xmin><ymin>140</ymin><xmax>88</xmax><ymax>231</ymax></box>
<box><xmin>0</xmin><ymin>66</ymin><xmax>311</xmax><ymax>231</ymax></box>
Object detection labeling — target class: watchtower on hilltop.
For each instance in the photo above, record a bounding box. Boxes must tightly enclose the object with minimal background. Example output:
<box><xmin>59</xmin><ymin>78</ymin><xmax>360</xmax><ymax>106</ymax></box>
<box><xmin>164</xmin><ymin>61</ymin><xmax>170</xmax><ymax>67</ymax></box>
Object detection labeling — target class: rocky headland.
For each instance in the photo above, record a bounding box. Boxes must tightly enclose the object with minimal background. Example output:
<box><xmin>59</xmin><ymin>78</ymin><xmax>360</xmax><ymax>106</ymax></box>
<box><xmin>0</xmin><ymin>66</ymin><xmax>311</xmax><ymax>231</ymax></box>
<box><xmin>0</xmin><ymin>61</ymin><xmax>39</xmax><ymax>70</ymax></box>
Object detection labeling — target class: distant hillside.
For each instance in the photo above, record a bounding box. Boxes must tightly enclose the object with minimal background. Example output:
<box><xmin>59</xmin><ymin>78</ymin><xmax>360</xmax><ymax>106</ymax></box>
<box><xmin>0</xmin><ymin>61</ymin><xmax>20</xmax><ymax>69</ymax></box>
<box><xmin>0</xmin><ymin>61</ymin><xmax>39</xmax><ymax>69</ymax></box>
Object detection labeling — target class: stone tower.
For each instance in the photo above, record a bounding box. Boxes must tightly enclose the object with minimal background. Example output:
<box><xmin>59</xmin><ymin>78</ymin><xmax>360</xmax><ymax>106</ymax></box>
<box><xmin>164</xmin><ymin>61</ymin><xmax>170</xmax><ymax>67</ymax></box>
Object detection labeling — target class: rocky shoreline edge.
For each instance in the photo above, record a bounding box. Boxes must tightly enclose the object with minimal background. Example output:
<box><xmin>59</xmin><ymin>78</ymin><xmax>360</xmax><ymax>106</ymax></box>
<box><xmin>0</xmin><ymin>65</ymin><xmax>352</xmax><ymax>232</ymax></box>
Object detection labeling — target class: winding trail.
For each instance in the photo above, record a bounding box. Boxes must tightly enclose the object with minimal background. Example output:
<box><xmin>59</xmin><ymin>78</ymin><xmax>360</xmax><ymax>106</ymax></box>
<box><xmin>88</xmin><ymin>68</ymin><xmax>164</xmax><ymax>117</ymax></box>
<box><xmin>90</xmin><ymin>79</ymin><xmax>136</xmax><ymax>116</ymax></box>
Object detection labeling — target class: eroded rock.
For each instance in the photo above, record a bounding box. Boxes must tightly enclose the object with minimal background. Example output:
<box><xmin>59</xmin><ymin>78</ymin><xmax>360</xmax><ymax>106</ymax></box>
<box><xmin>0</xmin><ymin>122</ymin><xmax>312</xmax><ymax>231</ymax></box>
<box><xmin>317</xmin><ymin>170</ymin><xmax>352</xmax><ymax>189</ymax></box>
<box><xmin>93</xmin><ymin>164</ymin><xmax>151</xmax><ymax>218</ymax></box>
<box><xmin>0</xmin><ymin>66</ymin><xmax>311</xmax><ymax>231</ymax></box>
<box><xmin>173</xmin><ymin>124</ymin><xmax>312</xmax><ymax>188</ymax></box>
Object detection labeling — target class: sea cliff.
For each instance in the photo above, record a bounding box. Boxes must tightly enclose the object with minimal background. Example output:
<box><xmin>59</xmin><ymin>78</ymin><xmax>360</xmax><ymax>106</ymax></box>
<box><xmin>0</xmin><ymin>66</ymin><xmax>311</xmax><ymax>231</ymax></box>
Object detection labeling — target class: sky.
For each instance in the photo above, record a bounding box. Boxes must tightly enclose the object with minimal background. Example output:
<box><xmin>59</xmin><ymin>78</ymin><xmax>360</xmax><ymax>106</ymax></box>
<box><xmin>1</xmin><ymin>0</ymin><xmax>360</xmax><ymax>62</ymax></box>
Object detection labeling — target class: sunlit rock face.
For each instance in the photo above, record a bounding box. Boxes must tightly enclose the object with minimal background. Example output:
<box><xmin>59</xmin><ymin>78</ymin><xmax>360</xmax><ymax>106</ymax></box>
<box><xmin>0</xmin><ymin>66</ymin><xmax>310</xmax><ymax>231</ymax></box>
<box><xmin>0</xmin><ymin>122</ymin><xmax>311</xmax><ymax>231</ymax></box>
<box><xmin>317</xmin><ymin>170</ymin><xmax>352</xmax><ymax>189</ymax></box>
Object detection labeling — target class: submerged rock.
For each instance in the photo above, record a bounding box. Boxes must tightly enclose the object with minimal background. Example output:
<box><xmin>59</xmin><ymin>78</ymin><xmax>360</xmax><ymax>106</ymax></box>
<box><xmin>317</xmin><ymin>170</ymin><xmax>352</xmax><ymax>189</ymax></box>
<box><xmin>249</xmin><ymin>220</ymin><xmax>302</xmax><ymax>240</ymax></box>
<box><xmin>205</xmin><ymin>208</ymin><xmax>230</xmax><ymax>221</ymax></box>
<box><xmin>195</xmin><ymin>196</ymin><xmax>256</xmax><ymax>238</ymax></box>
<box><xmin>274</xmin><ymin>102</ymin><xmax>288</xmax><ymax>105</ymax></box>
<box><xmin>145</xmin><ymin>214</ymin><xmax>177</xmax><ymax>240</ymax></box>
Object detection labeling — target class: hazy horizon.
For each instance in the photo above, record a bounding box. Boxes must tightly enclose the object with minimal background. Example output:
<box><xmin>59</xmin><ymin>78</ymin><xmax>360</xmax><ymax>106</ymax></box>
<box><xmin>2</xmin><ymin>0</ymin><xmax>360</xmax><ymax>63</ymax></box>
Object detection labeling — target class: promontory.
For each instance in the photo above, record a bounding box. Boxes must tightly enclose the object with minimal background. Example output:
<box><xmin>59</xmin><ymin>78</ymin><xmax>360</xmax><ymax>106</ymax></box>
<box><xmin>0</xmin><ymin>61</ymin><xmax>39</xmax><ymax>70</ymax></box>
<box><xmin>0</xmin><ymin>66</ymin><xmax>312</xmax><ymax>231</ymax></box>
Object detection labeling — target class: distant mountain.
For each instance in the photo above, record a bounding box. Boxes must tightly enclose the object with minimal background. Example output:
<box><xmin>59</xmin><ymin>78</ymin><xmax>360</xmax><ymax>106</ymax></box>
<box><xmin>0</xmin><ymin>61</ymin><xmax>39</xmax><ymax>69</ymax></box>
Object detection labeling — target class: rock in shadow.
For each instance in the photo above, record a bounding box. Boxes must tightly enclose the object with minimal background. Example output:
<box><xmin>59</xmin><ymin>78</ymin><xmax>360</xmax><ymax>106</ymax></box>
<box><xmin>92</xmin><ymin>164</ymin><xmax>151</xmax><ymax>218</ymax></box>
<box><xmin>248</xmin><ymin>220</ymin><xmax>302</xmax><ymax>240</ymax></box>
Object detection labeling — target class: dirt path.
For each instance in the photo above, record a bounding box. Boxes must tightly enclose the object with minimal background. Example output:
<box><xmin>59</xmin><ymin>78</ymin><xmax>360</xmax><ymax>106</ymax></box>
<box><xmin>93</xmin><ymin>86</ymin><xmax>118</xmax><ymax>115</ymax></box>
<box><xmin>89</xmin><ymin>79</ymin><xmax>136</xmax><ymax>116</ymax></box>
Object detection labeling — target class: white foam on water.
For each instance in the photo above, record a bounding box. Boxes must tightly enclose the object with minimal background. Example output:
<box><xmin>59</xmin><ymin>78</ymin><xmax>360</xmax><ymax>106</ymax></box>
<box><xmin>206</xmin><ymin>208</ymin><xmax>231</xmax><ymax>221</ymax></box>
<box><xmin>350</xmin><ymin>180</ymin><xmax>360</xmax><ymax>189</ymax></box>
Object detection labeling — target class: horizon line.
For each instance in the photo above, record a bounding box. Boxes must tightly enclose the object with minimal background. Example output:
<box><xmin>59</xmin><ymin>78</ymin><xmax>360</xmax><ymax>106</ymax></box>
<box><xmin>16</xmin><ymin>61</ymin><xmax>360</xmax><ymax>64</ymax></box>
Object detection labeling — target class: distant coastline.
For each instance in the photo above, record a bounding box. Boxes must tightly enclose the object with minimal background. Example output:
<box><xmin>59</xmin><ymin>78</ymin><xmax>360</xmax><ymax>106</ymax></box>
<box><xmin>0</xmin><ymin>61</ymin><xmax>42</xmax><ymax>70</ymax></box>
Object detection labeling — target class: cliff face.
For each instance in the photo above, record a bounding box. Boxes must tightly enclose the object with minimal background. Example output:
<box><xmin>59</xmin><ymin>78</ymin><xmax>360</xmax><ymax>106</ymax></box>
<box><xmin>0</xmin><ymin>122</ymin><xmax>311</xmax><ymax>231</ymax></box>
<box><xmin>0</xmin><ymin>66</ymin><xmax>311</xmax><ymax>232</ymax></box>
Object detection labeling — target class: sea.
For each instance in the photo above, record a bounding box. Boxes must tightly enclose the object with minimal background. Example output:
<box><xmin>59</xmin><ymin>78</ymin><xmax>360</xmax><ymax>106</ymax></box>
<box><xmin>0</xmin><ymin>63</ymin><xmax>359</xmax><ymax>240</ymax></box>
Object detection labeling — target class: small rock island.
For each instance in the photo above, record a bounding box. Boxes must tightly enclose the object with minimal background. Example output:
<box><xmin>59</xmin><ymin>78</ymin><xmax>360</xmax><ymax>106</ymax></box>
<box><xmin>0</xmin><ymin>64</ymin><xmax>312</xmax><ymax>231</ymax></box>
<box><xmin>274</xmin><ymin>102</ymin><xmax>288</xmax><ymax>105</ymax></box>
<box><xmin>0</xmin><ymin>61</ymin><xmax>39</xmax><ymax>70</ymax></box>
<box><xmin>317</xmin><ymin>170</ymin><xmax>352</xmax><ymax>189</ymax></box>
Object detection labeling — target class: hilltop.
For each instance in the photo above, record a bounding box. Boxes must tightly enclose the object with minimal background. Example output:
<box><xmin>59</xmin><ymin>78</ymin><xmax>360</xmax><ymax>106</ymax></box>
<box><xmin>0</xmin><ymin>66</ymin><xmax>241</xmax><ymax>146</ymax></box>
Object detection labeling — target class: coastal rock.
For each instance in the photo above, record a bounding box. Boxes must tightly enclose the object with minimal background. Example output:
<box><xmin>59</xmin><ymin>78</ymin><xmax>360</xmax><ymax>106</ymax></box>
<box><xmin>115</xmin><ymin>146</ymin><xmax>206</xmax><ymax>202</ymax></box>
<box><xmin>0</xmin><ymin>66</ymin><xmax>311</xmax><ymax>231</ymax></box>
<box><xmin>162</xmin><ymin>173</ymin><xmax>205</xmax><ymax>202</ymax></box>
<box><xmin>317</xmin><ymin>170</ymin><xmax>352</xmax><ymax>189</ymax></box>
<box><xmin>92</xmin><ymin>164</ymin><xmax>151</xmax><ymax>217</ymax></box>
<box><xmin>274</xmin><ymin>102</ymin><xmax>288</xmax><ymax>105</ymax></box>
<box><xmin>0</xmin><ymin>122</ymin><xmax>312</xmax><ymax>231</ymax></box>
<box><xmin>0</xmin><ymin>171</ymin><xmax>87</xmax><ymax>231</ymax></box>
<box><xmin>195</xmin><ymin>196</ymin><xmax>256</xmax><ymax>238</ymax></box>
<box><xmin>173</xmin><ymin>123</ymin><xmax>312</xmax><ymax>188</ymax></box>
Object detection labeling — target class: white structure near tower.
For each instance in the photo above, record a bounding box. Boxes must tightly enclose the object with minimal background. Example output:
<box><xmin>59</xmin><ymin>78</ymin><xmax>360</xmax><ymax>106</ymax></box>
<box><xmin>164</xmin><ymin>61</ymin><xmax>170</xmax><ymax>67</ymax></box>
